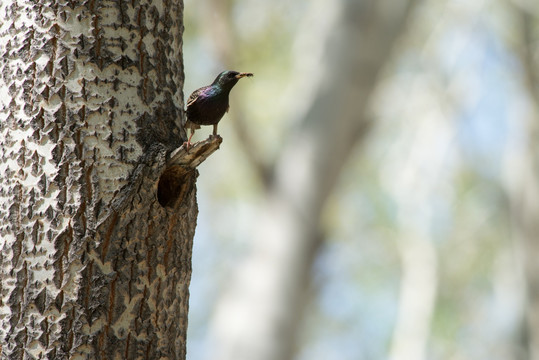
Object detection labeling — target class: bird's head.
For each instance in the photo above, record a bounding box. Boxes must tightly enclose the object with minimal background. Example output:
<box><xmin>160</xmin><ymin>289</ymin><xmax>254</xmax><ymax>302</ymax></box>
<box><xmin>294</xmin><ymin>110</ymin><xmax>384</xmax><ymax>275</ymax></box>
<box><xmin>212</xmin><ymin>70</ymin><xmax>253</xmax><ymax>90</ymax></box>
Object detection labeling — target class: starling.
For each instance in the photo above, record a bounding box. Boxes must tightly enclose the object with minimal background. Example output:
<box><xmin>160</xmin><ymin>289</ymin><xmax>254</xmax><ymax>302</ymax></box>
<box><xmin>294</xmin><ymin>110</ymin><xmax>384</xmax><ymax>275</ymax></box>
<box><xmin>184</xmin><ymin>70</ymin><xmax>254</xmax><ymax>149</ymax></box>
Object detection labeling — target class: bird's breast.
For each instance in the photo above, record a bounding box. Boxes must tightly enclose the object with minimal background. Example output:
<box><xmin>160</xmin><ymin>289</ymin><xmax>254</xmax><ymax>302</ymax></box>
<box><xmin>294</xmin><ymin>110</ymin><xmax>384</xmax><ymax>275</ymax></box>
<box><xmin>187</xmin><ymin>93</ymin><xmax>229</xmax><ymax>125</ymax></box>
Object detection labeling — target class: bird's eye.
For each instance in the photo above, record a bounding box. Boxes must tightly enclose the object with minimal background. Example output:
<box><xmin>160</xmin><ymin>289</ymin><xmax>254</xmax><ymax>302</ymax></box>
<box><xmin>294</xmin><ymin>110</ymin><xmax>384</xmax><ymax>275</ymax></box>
<box><xmin>229</xmin><ymin>73</ymin><xmax>236</xmax><ymax>78</ymax></box>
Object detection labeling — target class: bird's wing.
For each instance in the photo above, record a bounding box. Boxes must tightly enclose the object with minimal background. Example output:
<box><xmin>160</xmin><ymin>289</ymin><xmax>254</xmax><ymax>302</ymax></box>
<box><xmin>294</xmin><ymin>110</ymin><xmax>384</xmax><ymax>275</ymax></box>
<box><xmin>186</xmin><ymin>87</ymin><xmax>207</xmax><ymax>108</ymax></box>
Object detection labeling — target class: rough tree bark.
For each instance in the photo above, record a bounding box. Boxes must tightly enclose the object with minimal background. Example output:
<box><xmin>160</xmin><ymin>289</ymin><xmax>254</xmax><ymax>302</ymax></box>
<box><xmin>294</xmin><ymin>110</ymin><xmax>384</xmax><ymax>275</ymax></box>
<box><xmin>206</xmin><ymin>1</ymin><xmax>419</xmax><ymax>359</ymax></box>
<box><xmin>0</xmin><ymin>1</ymin><xmax>215</xmax><ymax>358</ymax></box>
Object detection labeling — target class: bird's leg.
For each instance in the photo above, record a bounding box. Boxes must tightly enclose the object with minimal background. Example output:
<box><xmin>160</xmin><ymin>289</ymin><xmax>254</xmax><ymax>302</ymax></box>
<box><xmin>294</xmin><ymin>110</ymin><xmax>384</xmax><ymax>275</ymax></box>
<box><xmin>185</xmin><ymin>128</ymin><xmax>195</xmax><ymax>150</ymax></box>
<box><xmin>212</xmin><ymin>124</ymin><xmax>218</xmax><ymax>137</ymax></box>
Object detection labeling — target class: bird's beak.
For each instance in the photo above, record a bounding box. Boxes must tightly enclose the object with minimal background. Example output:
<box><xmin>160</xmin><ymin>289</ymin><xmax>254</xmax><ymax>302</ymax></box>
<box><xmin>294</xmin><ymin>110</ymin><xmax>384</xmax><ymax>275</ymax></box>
<box><xmin>236</xmin><ymin>72</ymin><xmax>254</xmax><ymax>79</ymax></box>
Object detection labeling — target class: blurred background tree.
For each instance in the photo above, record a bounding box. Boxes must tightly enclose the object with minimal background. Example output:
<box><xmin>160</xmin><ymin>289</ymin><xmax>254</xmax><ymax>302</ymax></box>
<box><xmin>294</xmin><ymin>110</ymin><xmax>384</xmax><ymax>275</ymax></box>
<box><xmin>182</xmin><ymin>0</ymin><xmax>539</xmax><ymax>359</ymax></box>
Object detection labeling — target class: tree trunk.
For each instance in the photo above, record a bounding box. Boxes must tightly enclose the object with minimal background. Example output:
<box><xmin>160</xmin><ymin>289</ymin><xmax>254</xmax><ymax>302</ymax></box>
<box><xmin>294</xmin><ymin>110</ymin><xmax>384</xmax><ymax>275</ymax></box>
<box><xmin>504</xmin><ymin>5</ymin><xmax>539</xmax><ymax>360</ymax></box>
<box><xmin>0</xmin><ymin>1</ymin><xmax>212</xmax><ymax>358</ymax></box>
<box><xmin>384</xmin><ymin>109</ymin><xmax>455</xmax><ymax>360</ymax></box>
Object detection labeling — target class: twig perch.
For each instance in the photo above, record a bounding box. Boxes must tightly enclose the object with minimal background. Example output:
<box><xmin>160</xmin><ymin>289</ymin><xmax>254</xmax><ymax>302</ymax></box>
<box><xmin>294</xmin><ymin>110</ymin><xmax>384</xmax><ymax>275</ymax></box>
<box><xmin>168</xmin><ymin>135</ymin><xmax>223</xmax><ymax>168</ymax></box>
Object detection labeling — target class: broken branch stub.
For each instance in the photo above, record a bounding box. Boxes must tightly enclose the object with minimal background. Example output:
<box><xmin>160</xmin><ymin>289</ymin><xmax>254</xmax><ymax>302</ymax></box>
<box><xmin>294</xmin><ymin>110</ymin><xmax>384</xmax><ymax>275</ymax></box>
<box><xmin>158</xmin><ymin>136</ymin><xmax>223</xmax><ymax>207</ymax></box>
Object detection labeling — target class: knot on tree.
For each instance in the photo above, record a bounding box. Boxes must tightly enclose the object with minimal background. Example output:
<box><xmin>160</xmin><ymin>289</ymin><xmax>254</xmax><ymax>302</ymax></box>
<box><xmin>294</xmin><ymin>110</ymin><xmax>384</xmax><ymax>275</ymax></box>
<box><xmin>157</xmin><ymin>136</ymin><xmax>223</xmax><ymax>207</ymax></box>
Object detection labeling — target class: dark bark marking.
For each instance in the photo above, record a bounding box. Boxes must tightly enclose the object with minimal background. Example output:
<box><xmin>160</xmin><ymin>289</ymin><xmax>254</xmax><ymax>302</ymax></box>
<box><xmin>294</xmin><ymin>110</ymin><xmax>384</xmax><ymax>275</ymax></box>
<box><xmin>79</xmin><ymin>200</ymin><xmax>87</xmax><ymax>235</ymax></box>
<box><xmin>42</xmin><ymin>317</ymin><xmax>49</xmax><ymax>348</ymax></box>
<box><xmin>81</xmin><ymin>78</ymin><xmax>87</xmax><ymax>101</ymax></box>
<box><xmin>11</xmin><ymin>184</ymin><xmax>23</xmax><ymax>268</ymax></box>
<box><xmin>34</xmin><ymin>288</ymin><xmax>46</xmax><ymax>314</ymax></box>
<box><xmin>89</xmin><ymin>0</ymin><xmax>103</xmax><ymax>69</ymax></box>
<box><xmin>52</xmin><ymin>222</ymin><xmax>71</xmax><ymax>289</ymax></box>
<box><xmin>137</xmin><ymin>6</ymin><xmax>145</xmax><ymax>75</ymax></box>
<box><xmin>30</xmin><ymin>219</ymin><xmax>39</xmax><ymax>248</ymax></box>
<box><xmin>85</xmin><ymin>164</ymin><xmax>94</xmax><ymax>205</ymax></box>
<box><xmin>28</xmin><ymin>59</ymin><xmax>36</xmax><ymax>107</ymax></box>
<box><xmin>125</xmin><ymin>332</ymin><xmax>131</xmax><ymax>358</ymax></box>
<box><xmin>145</xmin><ymin>338</ymin><xmax>152</xmax><ymax>360</ymax></box>
<box><xmin>119</xmin><ymin>0</ymin><xmax>126</xmax><ymax>25</ymax></box>
<box><xmin>84</xmin><ymin>260</ymin><xmax>93</xmax><ymax>311</ymax></box>
<box><xmin>155</xmin><ymin>278</ymin><xmax>161</xmax><ymax>328</ymax></box>
<box><xmin>106</xmin><ymin>273</ymin><xmax>118</xmax><ymax>333</ymax></box>
<box><xmin>128</xmin><ymin>259</ymin><xmax>134</xmax><ymax>299</ymax></box>
<box><xmin>69</xmin><ymin>306</ymin><xmax>75</xmax><ymax>351</ymax></box>
<box><xmin>136</xmin><ymin>285</ymin><xmax>147</xmax><ymax>333</ymax></box>
<box><xmin>75</xmin><ymin>128</ymin><xmax>82</xmax><ymax>160</ymax></box>
<box><xmin>137</xmin><ymin>5</ymin><xmax>148</xmax><ymax>105</ymax></box>
<box><xmin>98</xmin><ymin>323</ymin><xmax>105</xmax><ymax>359</ymax></box>
<box><xmin>49</xmin><ymin>25</ymin><xmax>59</xmax><ymax>80</ymax></box>
<box><xmin>101</xmin><ymin>211</ymin><xmax>118</xmax><ymax>262</ymax></box>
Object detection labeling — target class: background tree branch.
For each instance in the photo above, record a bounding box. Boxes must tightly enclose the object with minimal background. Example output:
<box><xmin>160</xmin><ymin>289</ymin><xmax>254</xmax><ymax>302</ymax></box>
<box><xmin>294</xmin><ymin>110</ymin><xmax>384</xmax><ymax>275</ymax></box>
<box><xmin>205</xmin><ymin>1</ymin><xmax>419</xmax><ymax>359</ymax></box>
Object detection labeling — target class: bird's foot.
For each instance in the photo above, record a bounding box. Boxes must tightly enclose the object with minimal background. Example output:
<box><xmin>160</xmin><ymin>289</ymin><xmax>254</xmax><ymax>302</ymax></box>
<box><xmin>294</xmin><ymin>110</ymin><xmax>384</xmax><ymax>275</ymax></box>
<box><xmin>183</xmin><ymin>140</ymin><xmax>191</xmax><ymax>151</ymax></box>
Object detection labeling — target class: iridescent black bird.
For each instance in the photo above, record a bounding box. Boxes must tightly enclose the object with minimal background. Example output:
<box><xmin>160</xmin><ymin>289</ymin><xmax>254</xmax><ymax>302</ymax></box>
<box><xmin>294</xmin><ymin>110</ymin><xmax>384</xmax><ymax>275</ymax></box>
<box><xmin>184</xmin><ymin>70</ymin><xmax>253</xmax><ymax>149</ymax></box>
